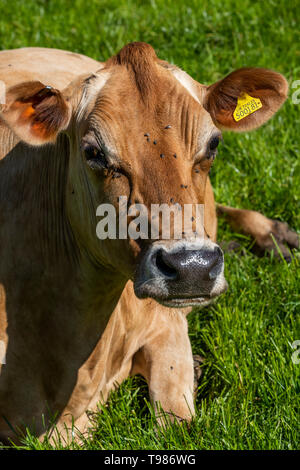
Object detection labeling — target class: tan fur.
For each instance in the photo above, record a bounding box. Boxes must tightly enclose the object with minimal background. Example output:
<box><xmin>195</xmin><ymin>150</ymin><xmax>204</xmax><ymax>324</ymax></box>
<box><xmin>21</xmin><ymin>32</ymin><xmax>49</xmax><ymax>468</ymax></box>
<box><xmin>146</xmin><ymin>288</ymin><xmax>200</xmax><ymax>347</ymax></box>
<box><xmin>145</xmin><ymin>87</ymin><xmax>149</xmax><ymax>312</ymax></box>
<box><xmin>0</xmin><ymin>44</ymin><xmax>296</xmax><ymax>444</ymax></box>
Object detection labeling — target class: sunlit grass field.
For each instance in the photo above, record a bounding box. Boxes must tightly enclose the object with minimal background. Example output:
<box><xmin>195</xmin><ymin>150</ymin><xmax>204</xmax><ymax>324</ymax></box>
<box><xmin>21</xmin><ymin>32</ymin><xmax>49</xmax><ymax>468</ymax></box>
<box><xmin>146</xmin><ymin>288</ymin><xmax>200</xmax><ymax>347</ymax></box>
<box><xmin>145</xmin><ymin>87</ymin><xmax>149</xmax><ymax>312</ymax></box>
<box><xmin>0</xmin><ymin>0</ymin><xmax>299</xmax><ymax>450</ymax></box>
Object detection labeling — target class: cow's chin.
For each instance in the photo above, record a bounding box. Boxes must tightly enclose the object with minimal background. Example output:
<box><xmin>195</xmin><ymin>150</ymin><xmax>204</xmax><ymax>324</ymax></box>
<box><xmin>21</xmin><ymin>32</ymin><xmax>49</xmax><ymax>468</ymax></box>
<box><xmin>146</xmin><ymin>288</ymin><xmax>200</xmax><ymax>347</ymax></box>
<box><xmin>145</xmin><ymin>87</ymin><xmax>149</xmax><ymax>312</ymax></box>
<box><xmin>134</xmin><ymin>279</ymin><xmax>228</xmax><ymax>308</ymax></box>
<box><xmin>156</xmin><ymin>296</ymin><xmax>215</xmax><ymax>308</ymax></box>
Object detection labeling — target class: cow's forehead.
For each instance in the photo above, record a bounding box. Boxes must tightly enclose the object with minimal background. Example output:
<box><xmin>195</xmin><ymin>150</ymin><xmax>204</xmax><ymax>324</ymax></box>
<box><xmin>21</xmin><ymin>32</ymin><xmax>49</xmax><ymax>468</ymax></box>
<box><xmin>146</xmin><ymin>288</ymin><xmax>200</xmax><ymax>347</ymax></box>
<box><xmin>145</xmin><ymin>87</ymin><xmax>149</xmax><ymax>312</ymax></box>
<box><xmin>83</xmin><ymin>64</ymin><xmax>217</xmax><ymax>159</ymax></box>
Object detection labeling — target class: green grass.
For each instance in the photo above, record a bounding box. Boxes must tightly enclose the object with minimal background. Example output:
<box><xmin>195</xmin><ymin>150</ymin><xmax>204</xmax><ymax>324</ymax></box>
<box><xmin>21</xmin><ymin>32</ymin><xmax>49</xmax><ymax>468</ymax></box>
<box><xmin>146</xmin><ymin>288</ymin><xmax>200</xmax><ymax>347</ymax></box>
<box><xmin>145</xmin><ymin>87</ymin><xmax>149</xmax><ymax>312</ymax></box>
<box><xmin>0</xmin><ymin>0</ymin><xmax>299</xmax><ymax>450</ymax></box>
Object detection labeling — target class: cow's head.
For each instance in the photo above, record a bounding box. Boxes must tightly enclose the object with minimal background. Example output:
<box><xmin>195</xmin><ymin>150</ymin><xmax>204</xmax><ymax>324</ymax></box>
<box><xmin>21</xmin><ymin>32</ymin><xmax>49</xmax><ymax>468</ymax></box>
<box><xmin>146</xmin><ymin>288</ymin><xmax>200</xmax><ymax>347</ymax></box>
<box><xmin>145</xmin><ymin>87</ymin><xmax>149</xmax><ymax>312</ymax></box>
<box><xmin>0</xmin><ymin>43</ymin><xmax>288</xmax><ymax>307</ymax></box>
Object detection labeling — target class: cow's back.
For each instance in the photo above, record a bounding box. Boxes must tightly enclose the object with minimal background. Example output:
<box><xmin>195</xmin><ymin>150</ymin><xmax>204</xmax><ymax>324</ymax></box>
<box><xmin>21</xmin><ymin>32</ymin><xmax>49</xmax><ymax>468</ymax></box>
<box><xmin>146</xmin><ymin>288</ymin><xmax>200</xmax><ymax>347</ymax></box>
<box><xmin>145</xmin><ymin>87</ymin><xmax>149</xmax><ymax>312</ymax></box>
<box><xmin>0</xmin><ymin>47</ymin><xmax>101</xmax><ymax>89</ymax></box>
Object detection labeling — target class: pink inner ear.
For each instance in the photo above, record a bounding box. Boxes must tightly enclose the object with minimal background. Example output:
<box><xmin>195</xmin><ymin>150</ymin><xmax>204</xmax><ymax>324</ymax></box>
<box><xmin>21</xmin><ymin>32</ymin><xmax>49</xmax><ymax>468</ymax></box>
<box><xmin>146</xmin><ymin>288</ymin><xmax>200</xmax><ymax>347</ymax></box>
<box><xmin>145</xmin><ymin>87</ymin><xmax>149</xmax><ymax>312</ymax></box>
<box><xmin>21</xmin><ymin>105</ymin><xmax>35</xmax><ymax>119</ymax></box>
<box><xmin>12</xmin><ymin>100</ymin><xmax>54</xmax><ymax>139</ymax></box>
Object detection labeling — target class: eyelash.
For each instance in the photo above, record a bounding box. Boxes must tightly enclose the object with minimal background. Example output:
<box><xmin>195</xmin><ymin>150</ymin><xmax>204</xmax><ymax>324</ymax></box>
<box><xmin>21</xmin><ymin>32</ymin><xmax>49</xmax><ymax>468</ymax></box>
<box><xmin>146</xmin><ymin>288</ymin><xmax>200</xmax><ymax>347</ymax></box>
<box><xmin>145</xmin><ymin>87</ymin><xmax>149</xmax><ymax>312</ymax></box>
<box><xmin>206</xmin><ymin>136</ymin><xmax>220</xmax><ymax>159</ymax></box>
<box><xmin>193</xmin><ymin>137</ymin><xmax>220</xmax><ymax>172</ymax></box>
<box><xmin>82</xmin><ymin>143</ymin><xmax>125</xmax><ymax>181</ymax></box>
<box><xmin>83</xmin><ymin>144</ymin><xmax>109</xmax><ymax>171</ymax></box>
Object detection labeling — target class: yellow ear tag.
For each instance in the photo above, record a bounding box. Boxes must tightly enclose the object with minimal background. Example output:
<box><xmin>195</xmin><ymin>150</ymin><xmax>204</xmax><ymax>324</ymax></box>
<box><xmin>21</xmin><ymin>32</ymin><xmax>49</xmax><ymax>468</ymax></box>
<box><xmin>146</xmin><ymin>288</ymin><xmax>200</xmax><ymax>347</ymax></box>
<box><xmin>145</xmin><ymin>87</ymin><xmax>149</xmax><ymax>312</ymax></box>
<box><xmin>233</xmin><ymin>92</ymin><xmax>262</xmax><ymax>122</ymax></box>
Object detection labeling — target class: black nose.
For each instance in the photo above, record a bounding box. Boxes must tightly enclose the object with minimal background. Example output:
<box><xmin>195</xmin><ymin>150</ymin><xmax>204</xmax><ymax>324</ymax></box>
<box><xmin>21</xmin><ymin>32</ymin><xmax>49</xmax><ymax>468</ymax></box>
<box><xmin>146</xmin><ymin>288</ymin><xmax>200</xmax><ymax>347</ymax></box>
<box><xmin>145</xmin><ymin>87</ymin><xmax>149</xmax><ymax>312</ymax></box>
<box><xmin>134</xmin><ymin>243</ymin><xmax>226</xmax><ymax>302</ymax></box>
<box><xmin>145</xmin><ymin>245</ymin><xmax>223</xmax><ymax>299</ymax></box>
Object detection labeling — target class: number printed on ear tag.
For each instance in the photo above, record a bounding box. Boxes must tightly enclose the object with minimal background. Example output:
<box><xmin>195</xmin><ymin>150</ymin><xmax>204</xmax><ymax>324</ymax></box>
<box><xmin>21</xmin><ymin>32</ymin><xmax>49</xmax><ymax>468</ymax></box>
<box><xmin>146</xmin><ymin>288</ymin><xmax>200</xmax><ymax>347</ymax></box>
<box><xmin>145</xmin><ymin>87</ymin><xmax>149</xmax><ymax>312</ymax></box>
<box><xmin>233</xmin><ymin>92</ymin><xmax>262</xmax><ymax>122</ymax></box>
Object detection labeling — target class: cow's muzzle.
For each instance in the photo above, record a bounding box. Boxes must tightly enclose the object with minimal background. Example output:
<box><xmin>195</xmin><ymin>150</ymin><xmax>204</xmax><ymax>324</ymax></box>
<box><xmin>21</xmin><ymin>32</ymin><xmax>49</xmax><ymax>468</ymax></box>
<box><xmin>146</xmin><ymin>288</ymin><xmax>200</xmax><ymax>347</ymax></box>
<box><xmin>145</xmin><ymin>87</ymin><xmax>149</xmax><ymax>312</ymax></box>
<box><xmin>134</xmin><ymin>239</ymin><xmax>228</xmax><ymax>307</ymax></box>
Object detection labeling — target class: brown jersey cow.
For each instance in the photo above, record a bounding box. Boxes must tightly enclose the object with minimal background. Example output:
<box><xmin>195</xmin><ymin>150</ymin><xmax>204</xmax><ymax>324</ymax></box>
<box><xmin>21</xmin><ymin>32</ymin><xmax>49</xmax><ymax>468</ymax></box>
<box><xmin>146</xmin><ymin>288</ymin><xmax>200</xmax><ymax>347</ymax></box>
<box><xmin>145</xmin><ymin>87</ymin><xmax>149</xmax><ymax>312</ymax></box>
<box><xmin>0</xmin><ymin>43</ymin><xmax>298</xmax><ymax>444</ymax></box>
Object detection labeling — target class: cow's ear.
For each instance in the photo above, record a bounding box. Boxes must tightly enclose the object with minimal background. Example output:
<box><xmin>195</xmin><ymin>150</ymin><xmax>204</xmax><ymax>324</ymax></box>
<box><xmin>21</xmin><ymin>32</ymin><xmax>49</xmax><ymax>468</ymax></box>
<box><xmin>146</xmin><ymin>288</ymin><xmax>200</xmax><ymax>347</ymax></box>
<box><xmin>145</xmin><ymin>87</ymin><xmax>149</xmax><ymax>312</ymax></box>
<box><xmin>202</xmin><ymin>68</ymin><xmax>288</xmax><ymax>132</ymax></box>
<box><xmin>0</xmin><ymin>81</ymin><xmax>71</xmax><ymax>145</ymax></box>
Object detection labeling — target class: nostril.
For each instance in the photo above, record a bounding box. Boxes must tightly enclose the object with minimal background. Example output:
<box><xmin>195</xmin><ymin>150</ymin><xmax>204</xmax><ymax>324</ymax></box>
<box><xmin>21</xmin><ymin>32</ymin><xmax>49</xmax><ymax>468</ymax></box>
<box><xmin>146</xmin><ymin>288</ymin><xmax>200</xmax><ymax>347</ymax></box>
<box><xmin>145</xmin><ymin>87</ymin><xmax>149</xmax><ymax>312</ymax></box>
<box><xmin>155</xmin><ymin>250</ymin><xmax>178</xmax><ymax>280</ymax></box>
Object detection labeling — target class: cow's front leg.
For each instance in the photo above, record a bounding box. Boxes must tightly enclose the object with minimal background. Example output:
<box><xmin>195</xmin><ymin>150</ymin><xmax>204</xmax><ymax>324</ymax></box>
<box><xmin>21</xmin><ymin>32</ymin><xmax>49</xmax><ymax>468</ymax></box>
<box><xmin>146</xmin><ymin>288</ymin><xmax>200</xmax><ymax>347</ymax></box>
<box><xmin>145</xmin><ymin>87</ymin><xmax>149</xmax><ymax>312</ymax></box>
<box><xmin>131</xmin><ymin>310</ymin><xmax>195</xmax><ymax>424</ymax></box>
<box><xmin>217</xmin><ymin>205</ymin><xmax>299</xmax><ymax>261</ymax></box>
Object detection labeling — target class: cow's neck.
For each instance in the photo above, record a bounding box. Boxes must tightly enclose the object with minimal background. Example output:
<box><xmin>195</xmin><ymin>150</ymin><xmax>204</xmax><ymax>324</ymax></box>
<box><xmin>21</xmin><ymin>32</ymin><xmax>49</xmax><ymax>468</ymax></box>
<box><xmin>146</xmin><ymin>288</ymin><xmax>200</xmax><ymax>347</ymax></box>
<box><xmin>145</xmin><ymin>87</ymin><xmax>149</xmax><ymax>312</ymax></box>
<box><xmin>0</xmin><ymin>131</ymin><xmax>126</xmax><ymax>364</ymax></box>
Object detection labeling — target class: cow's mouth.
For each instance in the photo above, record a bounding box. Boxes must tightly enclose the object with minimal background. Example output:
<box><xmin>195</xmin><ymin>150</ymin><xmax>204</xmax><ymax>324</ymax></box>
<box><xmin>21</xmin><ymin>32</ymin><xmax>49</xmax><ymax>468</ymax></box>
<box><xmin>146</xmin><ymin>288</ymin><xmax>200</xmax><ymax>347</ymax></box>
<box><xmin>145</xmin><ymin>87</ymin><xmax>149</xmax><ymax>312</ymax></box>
<box><xmin>156</xmin><ymin>295</ymin><xmax>216</xmax><ymax>308</ymax></box>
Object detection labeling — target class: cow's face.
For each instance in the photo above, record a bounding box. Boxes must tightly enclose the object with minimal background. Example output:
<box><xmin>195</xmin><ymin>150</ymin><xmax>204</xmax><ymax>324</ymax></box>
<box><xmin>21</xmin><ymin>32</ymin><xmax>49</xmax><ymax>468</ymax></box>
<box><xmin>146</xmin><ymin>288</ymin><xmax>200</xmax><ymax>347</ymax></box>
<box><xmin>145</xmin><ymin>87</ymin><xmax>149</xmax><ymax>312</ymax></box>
<box><xmin>75</xmin><ymin>54</ymin><xmax>226</xmax><ymax>307</ymax></box>
<box><xmin>1</xmin><ymin>43</ymin><xmax>288</xmax><ymax>307</ymax></box>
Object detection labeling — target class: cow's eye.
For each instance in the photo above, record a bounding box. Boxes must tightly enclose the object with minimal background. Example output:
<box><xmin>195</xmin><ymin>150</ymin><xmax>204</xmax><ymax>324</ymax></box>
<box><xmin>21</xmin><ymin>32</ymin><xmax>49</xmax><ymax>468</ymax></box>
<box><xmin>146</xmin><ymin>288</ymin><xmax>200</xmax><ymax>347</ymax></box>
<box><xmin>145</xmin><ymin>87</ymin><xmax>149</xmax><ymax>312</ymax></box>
<box><xmin>209</xmin><ymin>136</ymin><xmax>220</xmax><ymax>151</ymax></box>
<box><xmin>83</xmin><ymin>145</ymin><xmax>109</xmax><ymax>171</ymax></box>
<box><xmin>206</xmin><ymin>135</ymin><xmax>221</xmax><ymax>160</ymax></box>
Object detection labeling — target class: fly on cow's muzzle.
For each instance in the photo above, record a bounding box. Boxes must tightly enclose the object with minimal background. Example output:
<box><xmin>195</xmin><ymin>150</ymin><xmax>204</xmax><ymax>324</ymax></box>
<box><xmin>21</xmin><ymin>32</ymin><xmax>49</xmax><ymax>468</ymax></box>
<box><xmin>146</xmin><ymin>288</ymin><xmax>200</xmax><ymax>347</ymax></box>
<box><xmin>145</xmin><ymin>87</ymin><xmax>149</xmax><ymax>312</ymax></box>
<box><xmin>134</xmin><ymin>239</ymin><xmax>228</xmax><ymax>308</ymax></box>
